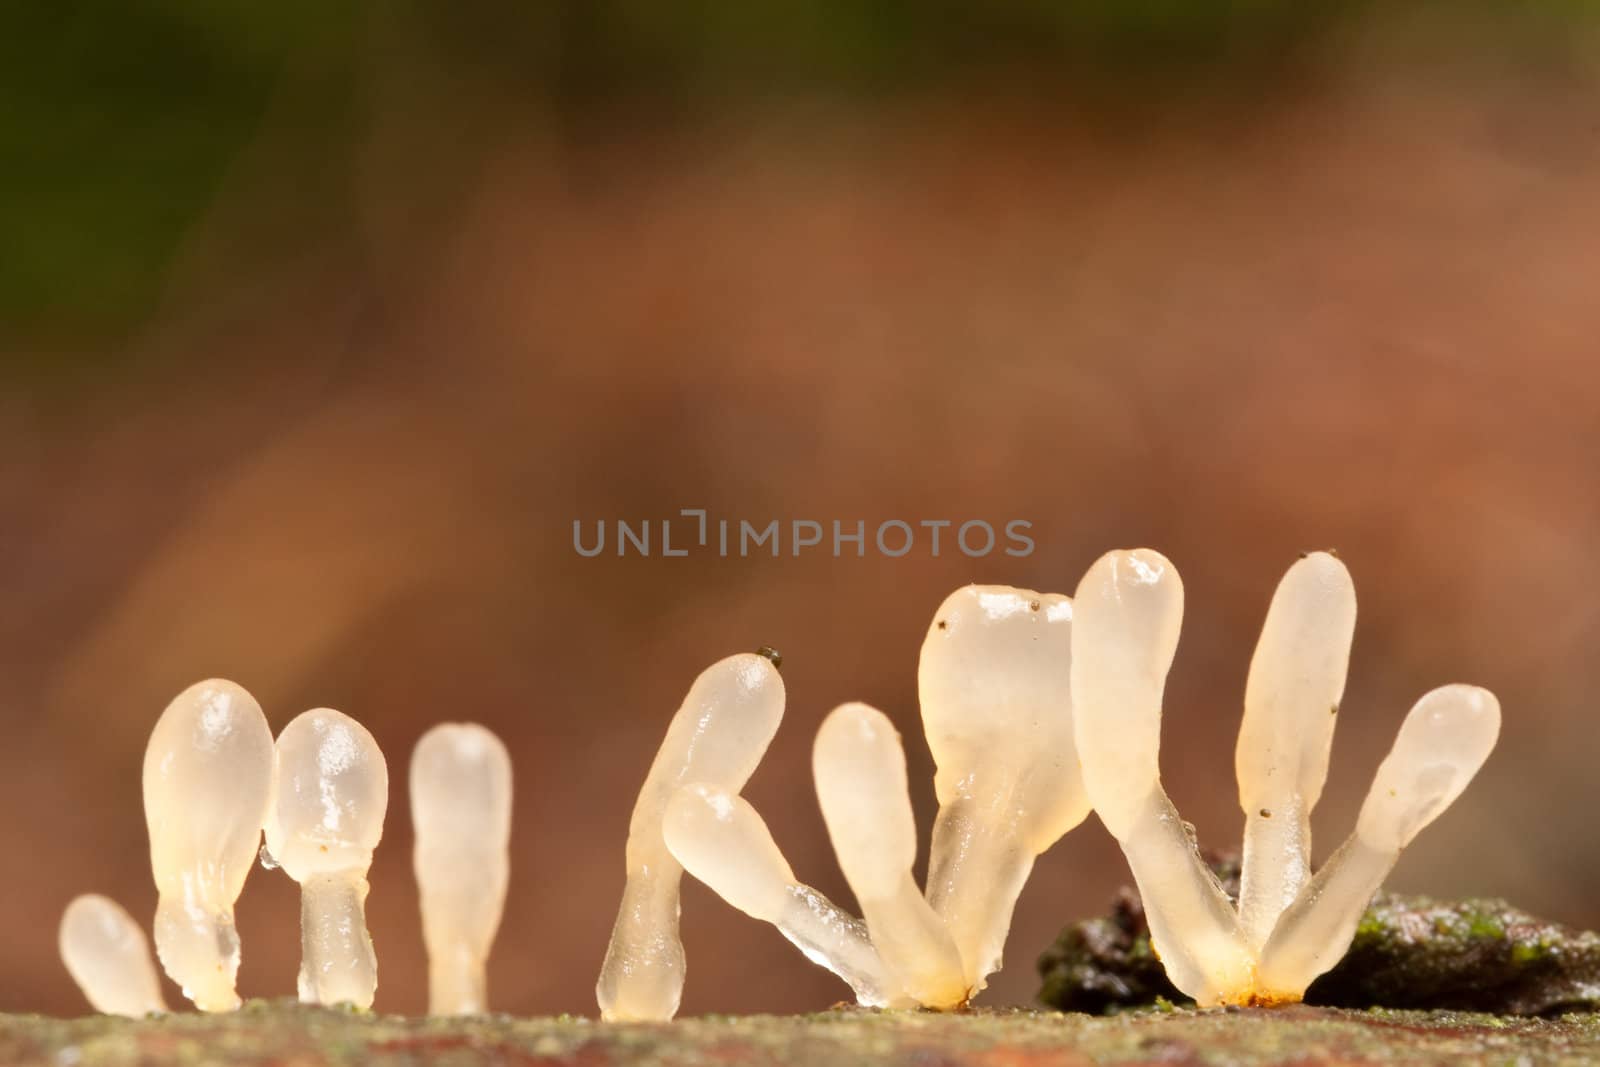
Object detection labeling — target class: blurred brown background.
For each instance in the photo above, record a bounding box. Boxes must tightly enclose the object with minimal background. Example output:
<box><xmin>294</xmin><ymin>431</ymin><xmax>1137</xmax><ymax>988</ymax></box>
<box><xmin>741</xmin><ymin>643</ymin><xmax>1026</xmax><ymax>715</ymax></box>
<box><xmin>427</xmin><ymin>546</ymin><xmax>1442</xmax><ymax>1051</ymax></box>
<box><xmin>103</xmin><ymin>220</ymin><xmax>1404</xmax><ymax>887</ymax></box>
<box><xmin>3</xmin><ymin>2</ymin><xmax>1599</xmax><ymax>1018</ymax></box>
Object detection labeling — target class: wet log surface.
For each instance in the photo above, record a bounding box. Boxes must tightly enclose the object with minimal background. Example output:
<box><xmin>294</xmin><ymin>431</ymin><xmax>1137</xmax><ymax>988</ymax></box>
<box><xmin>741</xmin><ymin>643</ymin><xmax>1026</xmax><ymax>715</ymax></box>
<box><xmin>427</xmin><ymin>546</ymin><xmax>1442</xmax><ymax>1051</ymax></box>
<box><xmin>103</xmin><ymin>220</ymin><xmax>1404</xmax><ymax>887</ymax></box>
<box><xmin>4</xmin><ymin>1003</ymin><xmax>1600</xmax><ymax>1067</ymax></box>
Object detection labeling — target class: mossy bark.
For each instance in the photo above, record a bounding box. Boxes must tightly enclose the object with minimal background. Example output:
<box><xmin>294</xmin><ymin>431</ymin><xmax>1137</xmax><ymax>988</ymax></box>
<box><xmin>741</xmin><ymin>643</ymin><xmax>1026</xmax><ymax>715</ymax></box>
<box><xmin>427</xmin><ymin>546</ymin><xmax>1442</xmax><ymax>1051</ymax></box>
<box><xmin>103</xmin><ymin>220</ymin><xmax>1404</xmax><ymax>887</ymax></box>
<box><xmin>1038</xmin><ymin>857</ymin><xmax>1600</xmax><ymax>1016</ymax></box>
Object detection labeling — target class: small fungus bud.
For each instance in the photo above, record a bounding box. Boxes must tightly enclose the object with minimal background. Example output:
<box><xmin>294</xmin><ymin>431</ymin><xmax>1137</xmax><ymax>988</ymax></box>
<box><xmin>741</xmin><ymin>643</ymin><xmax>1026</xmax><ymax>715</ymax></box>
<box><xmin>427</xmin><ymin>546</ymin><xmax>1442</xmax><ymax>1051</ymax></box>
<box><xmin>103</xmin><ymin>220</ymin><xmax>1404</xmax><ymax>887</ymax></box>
<box><xmin>1071</xmin><ymin>551</ymin><xmax>1254</xmax><ymax>1006</ymax></box>
<box><xmin>597</xmin><ymin>653</ymin><xmax>785</xmax><ymax>1021</ymax></box>
<box><xmin>917</xmin><ymin>586</ymin><xmax>1088</xmax><ymax>989</ymax></box>
<box><xmin>1235</xmin><ymin>551</ymin><xmax>1357</xmax><ymax>949</ymax></box>
<box><xmin>142</xmin><ymin>679</ymin><xmax>275</xmax><ymax>1012</ymax></box>
<box><xmin>1257</xmin><ymin>685</ymin><xmax>1500</xmax><ymax>999</ymax></box>
<box><xmin>59</xmin><ymin>894</ymin><xmax>168</xmax><ymax>1017</ymax></box>
<box><xmin>814</xmin><ymin>703</ymin><xmax>967</xmax><ymax>1009</ymax></box>
<box><xmin>664</xmin><ymin>783</ymin><xmax>906</xmax><ymax>1008</ymax></box>
<box><xmin>411</xmin><ymin>723</ymin><xmax>513</xmax><ymax>1015</ymax></box>
<box><xmin>264</xmin><ymin>708</ymin><xmax>389</xmax><ymax>1009</ymax></box>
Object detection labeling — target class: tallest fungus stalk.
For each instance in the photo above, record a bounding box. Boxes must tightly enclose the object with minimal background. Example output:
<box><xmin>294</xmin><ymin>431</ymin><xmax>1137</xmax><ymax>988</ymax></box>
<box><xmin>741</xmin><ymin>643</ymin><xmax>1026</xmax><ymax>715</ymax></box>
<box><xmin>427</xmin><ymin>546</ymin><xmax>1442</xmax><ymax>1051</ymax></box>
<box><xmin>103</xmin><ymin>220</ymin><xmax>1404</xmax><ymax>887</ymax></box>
<box><xmin>597</xmin><ymin>652</ymin><xmax>786</xmax><ymax>1021</ymax></box>
<box><xmin>142</xmin><ymin>679</ymin><xmax>276</xmax><ymax>1012</ymax></box>
<box><xmin>1235</xmin><ymin>551</ymin><xmax>1356</xmax><ymax>950</ymax></box>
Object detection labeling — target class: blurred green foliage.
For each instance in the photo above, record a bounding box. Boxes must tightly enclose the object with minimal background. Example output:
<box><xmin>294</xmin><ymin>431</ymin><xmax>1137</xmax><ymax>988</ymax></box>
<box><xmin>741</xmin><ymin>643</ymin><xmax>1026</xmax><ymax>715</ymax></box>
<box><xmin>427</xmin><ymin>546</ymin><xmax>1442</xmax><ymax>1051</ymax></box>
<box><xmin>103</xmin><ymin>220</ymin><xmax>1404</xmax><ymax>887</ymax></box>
<box><xmin>2</xmin><ymin>0</ymin><xmax>1591</xmax><ymax>351</ymax></box>
<box><xmin>0</xmin><ymin>2</ymin><xmax>362</xmax><ymax>345</ymax></box>
<box><xmin>0</xmin><ymin>0</ymin><xmax>1355</xmax><ymax>351</ymax></box>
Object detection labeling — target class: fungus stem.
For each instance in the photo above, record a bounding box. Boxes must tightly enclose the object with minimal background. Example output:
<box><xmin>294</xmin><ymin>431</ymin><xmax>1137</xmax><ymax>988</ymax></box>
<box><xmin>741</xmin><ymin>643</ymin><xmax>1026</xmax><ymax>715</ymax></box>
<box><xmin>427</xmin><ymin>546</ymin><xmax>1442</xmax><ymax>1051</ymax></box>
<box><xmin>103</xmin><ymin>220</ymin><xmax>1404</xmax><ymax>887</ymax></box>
<box><xmin>775</xmin><ymin>885</ymin><xmax>909</xmax><ymax>1008</ymax></box>
<box><xmin>1255</xmin><ymin>834</ymin><xmax>1391</xmax><ymax>1001</ymax></box>
<box><xmin>860</xmin><ymin>881</ymin><xmax>971</xmax><ymax>1008</ymax></box>
<box><xmin>924</xmin><ymin>797</ymin><xmax>1034</xmax><ymax>990</ymax></box>
<box><xmin>597</xmin><ymin>860</ymin><xmax>685</xmax><ymax>1021</ymax></box>
<box><xmin>152</xmin><ymin>895</ymin><xmax>241</xmax><ymax>1012</ymax></box>
<box><xmin>298</xmin><ymin>872</ymin><xmax>377</xmax><ymax>1007</ymax></box>
<box><xmin>1118</xmin><ymin>787</ymin><xmax>1256</xmax><ymax>1007</ymax></box>
<box><xmin>428</xmin><ymin>945</ymin><xmax>487</xmax><ymax>1016</ymax></box>
<box><xmin>1237</xmin><ymin>795</ymin><xmax>1312</xmax><ymax>952</ymax></box>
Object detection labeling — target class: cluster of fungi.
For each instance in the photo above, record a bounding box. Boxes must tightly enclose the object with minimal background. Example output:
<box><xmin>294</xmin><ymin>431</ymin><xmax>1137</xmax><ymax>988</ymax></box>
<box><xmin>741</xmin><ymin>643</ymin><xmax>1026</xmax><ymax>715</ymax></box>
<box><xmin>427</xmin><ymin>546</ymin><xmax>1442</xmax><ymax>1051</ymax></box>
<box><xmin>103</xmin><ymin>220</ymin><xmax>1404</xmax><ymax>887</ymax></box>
<box><xmin>59</xmin><ymin>548</ymin><xmax>1499</xmax><ymax>1021</ymax></box>
<box><xmin>597</xmin><ymin>547</ymin><xmax>1499</xmax><ymax>1017</ymax></box>
<box><xmin>61</xmin><ymin>694</ymin><xmax>511</xmax><ymax>1017</ymax></box>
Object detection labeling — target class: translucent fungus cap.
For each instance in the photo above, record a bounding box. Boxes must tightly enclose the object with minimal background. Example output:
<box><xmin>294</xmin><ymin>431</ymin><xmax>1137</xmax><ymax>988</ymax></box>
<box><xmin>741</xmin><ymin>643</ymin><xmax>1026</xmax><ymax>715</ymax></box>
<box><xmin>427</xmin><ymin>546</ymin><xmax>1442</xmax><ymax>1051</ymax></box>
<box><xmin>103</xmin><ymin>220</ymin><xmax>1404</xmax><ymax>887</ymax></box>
<box><xmin>918</xmin><ymin>586</ymin><xmax>1087</xmax><ymax>852</ymax></box>
<box><xmin>813</xmin><ymin>703</ymin><xmax>917</xmax><ymax>899</ymax></box>
<box><xmin>1070</xmin><ymin>550</ymin><xmax>1183</xmax><ymax>838</ymax></box>
<box><xmin>663</xmin><ymin>784</ymin><xmax>795</xmax><ymax>923</ymax></box>
<box><xmin>1357</xmin><ymin>685</ymin><xmax>1501</xmax><ymax>853</ymax></box>
<box><xmin>628</xmin><ymin>652</ymin><xmax>786</xmax><ymax>855</ymax></box>
<box><xmin>1236</xmin><ymin>551</ymin><xmax>1357</xmax><ymax>811</ymax></box>
<box><xmin>266</xmin><ymin>708</ymin><xmax>389</xmax><ymax>880</ymax></box>
<box><xmin>411</xmin><ymin>724</ymin><xmax>513</xmax><ymax>853</ymax></box>
<box><xmin>411</xmin><ymin>720</ymin><xmax>513</xmax><ymax>1004</ymax></box>
<box><xmin>142</xmin><ymin>679</ymin><xmax>276</xmax><ymax>905</ymax></box>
